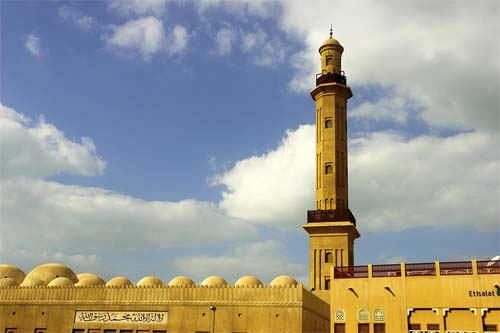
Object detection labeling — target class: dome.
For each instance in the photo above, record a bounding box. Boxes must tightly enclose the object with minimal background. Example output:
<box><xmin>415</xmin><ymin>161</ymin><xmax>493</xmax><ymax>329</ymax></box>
<box><xmin>137</xmin><ymin>276</ymin><xmax>163</xmax><ymax>287</ymax></box>
<box><xmin>0</xmin><ymin>277</ymin><xmax>19</xmax><ymax>287</ymax></box>
<box><xmin>77</xmin><ymin>273</ymin><xmax>102</xmax><ymax>281</ymax></box>
<box><xmin>168</xmin><ymin>276</ymin><xmax>195</xmax><ymax>287</ymax></box>
<box><xmin>0</xmin><ymin>264</ymin><xmax>26</xmax><ymax>285</ymax></box>
<box><xmin>25</xmin><ymin>263</ymin><xmax>78</xmax><ymax>285</ymax></box>
<box><xmin>234</xmin><ymin>275</ymin><xmax>263</xmax><ymax>287</ymax></box>
<box><xmin>48</xmin><ymin>277</ymin><xmax>74</xmax><ymax>287</ymax></box>
<box><xmin>20</xmin><ymin>277</ymin><xmax>46</xmax><ymax>287</ymax></box>
<box><xmin>269</xmin><ymin>275</ymin><xmax>299</xmax><ymax>287</ymax></box>
<box><xmin>106</xmin><ymin>276</ymin><xmax>133</xmax><ymax>287</ymax></box>
<box><xmin>200</xmin><ymin>276</ymin><xmax>228</xmax><ymax>287</ymax></box>
<box><xmin>76</xmin><ymin>276</ymin><xmax>106</xmax><ymax>287</ymax></box>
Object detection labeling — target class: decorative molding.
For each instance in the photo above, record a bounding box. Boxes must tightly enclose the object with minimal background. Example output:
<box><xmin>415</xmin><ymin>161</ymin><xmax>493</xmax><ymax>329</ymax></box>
<box><xmin>480</xmin><ymin>308</ymin><xmax>489</xmax><ymax>316</ymax></box>
<box><xmin>407</xmin><ymin>308</ymin><xmax>414</xmax><ymax>316</ymax></box>
<box><xmin>469</xmin><ymin>308</ymin><xmax>477</xmax><ymax>315</ymax></box>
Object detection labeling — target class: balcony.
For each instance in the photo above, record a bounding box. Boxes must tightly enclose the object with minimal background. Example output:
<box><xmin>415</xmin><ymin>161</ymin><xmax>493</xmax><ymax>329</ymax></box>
<box><xmin>316</xmin><ymin>72</ymin><xmax>347</xmax><ymax>86</ymax></box>
<box><xmin>307</xmin><ymin>209</ymin><xmax>356</xmax><ymax>224</ymax></box>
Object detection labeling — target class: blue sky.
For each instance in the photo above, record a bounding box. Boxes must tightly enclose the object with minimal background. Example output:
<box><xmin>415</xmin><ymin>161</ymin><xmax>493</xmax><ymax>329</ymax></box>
<box><xmin>1</xmin><ymin>0</ymin><xmax>499</xmax><ymax>284</ymax></box>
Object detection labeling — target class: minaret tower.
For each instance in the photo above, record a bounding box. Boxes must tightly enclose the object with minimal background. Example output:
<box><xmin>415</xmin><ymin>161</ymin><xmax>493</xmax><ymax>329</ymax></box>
<box><xmin>303</xmin><ymin>28</ymin><xmax>360</xmax><ymax>303</ymax></box>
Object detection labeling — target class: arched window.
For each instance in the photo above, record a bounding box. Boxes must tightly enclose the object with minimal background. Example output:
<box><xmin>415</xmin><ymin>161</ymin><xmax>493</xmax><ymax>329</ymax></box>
<box><xmin>325</xmin><ymin>251</ymin><xmax>333</xmax><ymax>263</ymax></box>
<box><xmin>358</xmin><ymin>309</ymin><xmax>370</xmax><ymax>321</ymax></box>
<box><xmin>325</xmin><ymin>119</ymin><xmax>333</xmax><ymax>128</ymax></box>
<box><xmin>335</xmin><ymin>309</ymin><xmax>346</xmax><ymax>322</ymax></box>
<box><xmin>325</xmin><ymin>163</ymin><xmax>333</xmax><ymax>174</ymax></box>
<box><xmin>324</xmin><ymin>277</ymin><xmax>331</xmax><ymax>290</ymax></box>
<box><xmin>374</xmin><ymin>309</ymin><xmax>385</xmax><ymax>321</ymax></box>
<box><xmin>326</xmin><ymin>56</ymin><xmax>333</xmax><ymax>66</ymax></box>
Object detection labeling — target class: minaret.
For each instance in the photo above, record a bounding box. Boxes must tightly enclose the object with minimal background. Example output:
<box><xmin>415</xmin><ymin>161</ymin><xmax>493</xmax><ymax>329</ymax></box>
<box><xmin>303</xmin><ymin>29</ymin><xmax>360</xmax><ymax>303</ymax></box>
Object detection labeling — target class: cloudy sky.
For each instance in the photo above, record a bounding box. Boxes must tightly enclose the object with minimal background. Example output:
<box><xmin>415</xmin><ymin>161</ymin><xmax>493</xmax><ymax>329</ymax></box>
<box><xmin>1</xmin><ymin>0</ymin><xmax>498</xmax><ymax>285</ymax></box>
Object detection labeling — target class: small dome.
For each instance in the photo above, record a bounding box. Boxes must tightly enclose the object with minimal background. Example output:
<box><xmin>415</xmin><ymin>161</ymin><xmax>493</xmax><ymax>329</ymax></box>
<box><xmin>106</xmin><ymin>276</ymin><xmax>133</xmax><ymax>287</ymax></box>
<box><xmin>0</xmin><ymin>277</ymin><xmax>19</xmax><ymax>287</ymax></box>
<box><xmin>20</xmin><ymin>277</ymin><xmax>46</xmax><ymax>287</ymax></box>
<box><xmin>48</xmin><ymin>277</ymin><xmax>74</xmax><ymax>287</ymax></box>
<box><xmin>25</xmin><ymin>263</ymin><xmax>78</xmax><ymax>285</ymax></box>
<box><xmin>200</xmin><ymin>276</ymin><xmax>228</xmax><ymax>287</ymax></box>
<box><xmin>234</xmin><ymin>275</ymin><xmax>263</xmax><ymax>287</ymax></box>
<box><xmin>137</xmin><ymin>276</ymin><xmax>163</xmax><ymax>287</ymax></box>
<box><xmin>77</xmin><ymin>273</ymin><xmax>102</xmax><ymax>281</ymax></box>
<box><xmin>76</xmin><ymin>276</ymin><xmax>106</xmax><ymax>287</ymax></box>
<box><xmin>0</xmin><ymin>264</ymin><xmax>26</xmax><ymax>285</ymax></box>
<box><xmin>168</xmin><ymin>276</ymin><xmax>195</xmax><ymax>287</ymax></box>
<box><xmin>269</xmin><ymin>275</ymin><xmax>299</xmax><ymax>287</ymax></box>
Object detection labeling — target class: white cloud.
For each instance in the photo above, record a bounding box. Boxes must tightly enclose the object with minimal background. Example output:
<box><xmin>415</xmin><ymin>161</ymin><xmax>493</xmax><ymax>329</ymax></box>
<box><xmin>214</xmin><ymin>124</ymin><xmax>499</xmax><ymax>232</ymax></box>
<box><xmin>213</xmin><ymin>125</ymin><xmax>315</xmax><ymax>226</ymax></box>
<box><xmin>105</xmin><ymin>18</ymin><xmax>187</xmax><ymax>60</ymax></box>
<box><xmin>106</xmin><ymin>17</ymin><xmax>166</xmax><ymax>61</ymax></box>
<box><xmin>170</xmin><ymin>240</ymin><xmax>307</xmax><ymax>284</ymax></box>
<box><xmin>58</xmin><ymin>6</ymin><xmax>97</xmax><ymax>30</ymax></box>
<box><xmin>24</xmin><ymin>34</ymin><xmax>40</xmax><ymax>57</ymax></box>
<box><xmin>108</xmin><ymin>0</ymin><xmax>167</xmax><ymax>17</ymax></box>
<box><xmin>277</xmin><ymin>0</ymin><xmax>499</xmax><ymax>131</ymax></box>
<box><xmin>241</xmin><ymin>29</ymin><xmax>285</xmax><ymax>66</ymax></box>
<box><xmin>214</xmin><ymin>27</ymin><xmax>235</xmax><ymax>56</ymax></box>
<box><xmin>168</xmin><ymin>25</ymin><xmax>188</xmax><ymax>55</ymax></box>
<box><xmin>0</xmin><ymin>104</ymin><xmax>256</xmax><ymax>270</ymax></box>
<box><xmin>0</xmin><ymin>103</ymin><xmax>105</xmax><ymax>179</ymax></box>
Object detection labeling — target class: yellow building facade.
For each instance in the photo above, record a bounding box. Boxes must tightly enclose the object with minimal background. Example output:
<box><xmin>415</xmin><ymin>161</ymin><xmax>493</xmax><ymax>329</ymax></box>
<box><xmin>0</xmin><ymin>264</ymin><xmax>330</xmax><ymax>333</ymax></box>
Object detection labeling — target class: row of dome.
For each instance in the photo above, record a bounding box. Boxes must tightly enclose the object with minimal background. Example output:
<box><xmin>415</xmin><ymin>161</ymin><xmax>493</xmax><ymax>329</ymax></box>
<box><xmin>0</xmin><ymin>263</ymin><xmax>299</xmax><ymax>288</ymax></box>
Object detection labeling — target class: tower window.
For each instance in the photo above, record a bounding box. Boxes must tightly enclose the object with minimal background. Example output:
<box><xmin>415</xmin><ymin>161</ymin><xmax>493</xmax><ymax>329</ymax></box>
<box><xmin>325</xmin><ymin>163</ymin><xmax>333</xmax><ymax>174</ymax></box>
<box><xmin>326</xmin><ymin>56</ymin><xmax>333</xmax><ymax>66</ymax></box>
<box><xmin>325</xmin><ymin>118</ymin><xmax>333</xmax><ymax>128</ymax></box>
<box><xmin>324</xmin><ymin>277</ymin><xmax>330</xmax><ymax>290</ymax></box>
<box><xmin>325</xmin><ymin>251</ymin><xmax>333</xmax><ymax>263</ymax></box>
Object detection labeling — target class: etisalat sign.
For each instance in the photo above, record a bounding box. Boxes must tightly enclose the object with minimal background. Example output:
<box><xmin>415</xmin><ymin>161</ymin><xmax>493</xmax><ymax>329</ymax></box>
<box><xmin>468</xmin><ymin>289</ymin><xmax>499</xmax><ymax>297</ymax></box>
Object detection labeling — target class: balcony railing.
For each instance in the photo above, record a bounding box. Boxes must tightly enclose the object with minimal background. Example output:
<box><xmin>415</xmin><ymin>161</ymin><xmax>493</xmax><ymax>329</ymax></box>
<box><xmin>334</xmin><ymin>265</ymin><xmax>368</xmax><ymax>279</ymax></box>
<box><xmin>477</xmin><ymin>259</ymin><xmax>500</xmax><ymax>274</ymax></box>
<box><xmin>307</xmin><ymin>209</ymin><xmax>356</xmax><ymax>224</ymax></box>
<box><xmin>440</xmin><ymin>261</ymin><xmax>472</xmax><ymax>276</ymax></box>
<box><xmin>316</xmin><ymin>72</ymin><xmax>347</xmax><ymax>86</ymax></box>
<box><xmin>405</xmin><ymin>262</ymin><xmax>436</xmax><ymax>276</ymax></box>
<box><xmin>372</xmin><ymin>264</ymin><xmax>401</xmax><ymax>277</ymax></box>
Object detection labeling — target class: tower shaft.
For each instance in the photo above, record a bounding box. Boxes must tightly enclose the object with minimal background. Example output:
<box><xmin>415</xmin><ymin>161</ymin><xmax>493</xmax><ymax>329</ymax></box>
<box><xmin>303</xmin><ymin>32</ymin><xmax>360</xmax><ymax>303</ymax></box>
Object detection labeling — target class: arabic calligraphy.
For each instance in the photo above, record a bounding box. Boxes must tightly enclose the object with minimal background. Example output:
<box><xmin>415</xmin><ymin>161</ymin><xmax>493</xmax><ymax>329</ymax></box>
<box><xmin>74</xmin><ymin>311</ymin><xmax>168</xmax><ymax>323</ymax></box>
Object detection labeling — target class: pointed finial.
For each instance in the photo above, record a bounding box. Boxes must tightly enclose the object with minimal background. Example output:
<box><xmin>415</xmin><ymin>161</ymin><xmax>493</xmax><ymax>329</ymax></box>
<box><xmin>329</xmin><ymin>25</ymin><xmax>333</xmax><ymax>38</ymax></box>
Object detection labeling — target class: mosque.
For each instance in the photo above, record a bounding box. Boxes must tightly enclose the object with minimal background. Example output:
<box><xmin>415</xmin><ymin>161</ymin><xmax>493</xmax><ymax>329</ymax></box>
<box><xmin>1</xmin><ymin>30</ymin><xmax>499</xmax><ymax>333</ymax></box>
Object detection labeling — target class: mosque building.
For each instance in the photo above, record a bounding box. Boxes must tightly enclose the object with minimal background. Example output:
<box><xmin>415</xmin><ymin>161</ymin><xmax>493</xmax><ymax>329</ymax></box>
<box><xmin>1</xmin><ymin>30</ymin><xmax>498</xmax><ymax>333</ymax></box>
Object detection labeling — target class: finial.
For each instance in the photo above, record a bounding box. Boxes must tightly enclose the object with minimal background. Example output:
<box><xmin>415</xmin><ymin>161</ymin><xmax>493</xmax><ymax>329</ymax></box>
<box><xmin>329</xmin><ymin>25</ymin><xmax>333</xmax><ymax>38</ymax></box>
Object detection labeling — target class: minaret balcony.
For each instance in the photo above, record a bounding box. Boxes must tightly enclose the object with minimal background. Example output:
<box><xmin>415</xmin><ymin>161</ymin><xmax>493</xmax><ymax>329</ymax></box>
<box><xmin>316</xmin><ymin>72</ymin><xmax>347</xmax><ymax>86</ymax></box>
<box><xmin>307</xmin><ymin>209</ymin><xmax>356</xmax><ymax>224</ymax></box>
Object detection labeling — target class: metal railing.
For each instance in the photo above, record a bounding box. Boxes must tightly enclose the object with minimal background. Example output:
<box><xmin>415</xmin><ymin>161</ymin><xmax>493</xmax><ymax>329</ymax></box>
<box><xmin>315</xmin><ymin>72</ymin><xmax>347</xmax><ymax>85</ymax></box>
<box><xmin>372</xmin><ymin>264</ymin><xmax>401</xmax><ymax>277</ymax></box>
<box><xmin>405</xmin><ymin>262</ymin><xmax>436</xmax><ymax>276</ymax></box>
<box><xmin>307</xmin><ymin>209</ymin><xmax>356</xmax><ymax>224</ymax></box>
<box><xmin>440</xmin><ymin>261</ymin><xmax>473</xmax><ymax>275</ymax></box>
<box><xmin>477</xmin><ymin>259</ymin><xmax>500</xmax><ymax>274</ymax></box>
<box><xmin>334</xmin><ymin>265</ymin><xmax>368</xmax><ymax>279</ymax></box>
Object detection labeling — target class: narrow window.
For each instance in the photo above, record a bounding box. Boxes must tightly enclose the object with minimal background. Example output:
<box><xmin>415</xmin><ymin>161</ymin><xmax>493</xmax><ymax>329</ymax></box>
<box><xmin>72</xmin><ymin>330</ymin><xmax>84</xmax><ymax>333</ymax></box>
<box><xmin>427</xmin><ymin>324</ymin><xmax>439</xmax><ymax>330</ymax></box>
<box><xmin>408</xmin><ymin>324</ymin><xmax>421</xmax><ymax>330</ymax></box>
<box><xmin>334</xmin><ymin>323</ymin><xmax>346</xmax><ymax>333</ymax></box>
<box><xmin>335</xmin><ymin>249</ymin><xmax>338</xmax><ymax>267</ymax></box>
<box><xmin>324</xmin><ymin>277</ymin><xmax>331</xmax><ymax>290</ymax></box>
<box><xmin>325</xmin><ymin>118</ymin><xmax>333</xmax><ymax>128</ymax></box>
<box><xmin>325</xmin><ymin>163</ymin><xmax>333</xmax><ymax>174</ymax></box>
<box><xmin>325</xmin><ymin>251</ymin><xmax>333</xmax><ymax>263</ymax></box>
<box><xmin>330</xmin><ymin>198</ymin><xmax>334</xmax><ymax>209</ymax></box>
<box><xmin>374</xmin><ymin>324</ymin><xmax>385</xmax><ymax>333</ymax></box>
<box><xmin>326</xmin><ymin>56</ymin><xmax>333</xmax><ymax>66</ymax></box>
<box><xmin>485</xmin><ymin>325</ymin><xmax>498</xmax><ymax>332</ymax></box>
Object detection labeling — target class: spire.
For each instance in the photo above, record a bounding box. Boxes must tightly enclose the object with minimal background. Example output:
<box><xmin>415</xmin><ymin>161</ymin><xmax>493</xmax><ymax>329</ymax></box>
<box><xmin>329</xmin><ymin>24</ymin><xmax>333</xmax><ymax>39</ymax></box>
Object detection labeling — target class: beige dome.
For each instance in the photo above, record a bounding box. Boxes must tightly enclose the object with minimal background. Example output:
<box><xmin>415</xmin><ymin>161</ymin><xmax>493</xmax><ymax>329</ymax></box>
<box><xmin>269</xmin><ymin>275</ymin><xmax>299</xmax><ymax>287</ymax></box>
<box><xmin>200</xmin><ymin>276</ymin><xmax>228</xmax><ymax>287</ymax></box>
<box><xmin>234</xmin><ymin>275</ymin><xmax>263</xmax><ymax>287</ymax></box>
<box><xmin>106</xmin><ymin>276</ymin><xmax>133</xmax><ymax>287</ymax></box>
<box><xmin>20</xmin><ymin>277</ymin><xmax>46</xmax><ymax>287</ymax></box>
<box><xmin>319</xmin><ymin>35</ymin><xmax>343</xmax><ymax>53</ymax></box>
<box><xmin>0</xmin><ymin>264</ymin><xmax>26</xmax><ymax>285</ymax></box>
<box><xmin>168</xmin><ymin>276</ymin><xmax>195</xmax><ymax>287</ymax></box>
<box><xmin>137</xmin><ymin>276</ymin><xmax>163</xmax><ymax>287</ymax></box>
<box><xmin>48</xmin><ymin>277</ymin><xmax>74</xmax><ymax>287</ymax></box>
<box><xmin>25</xmin><ymin>263</ymin><xmax>78</xmax><ymax>285</ymax></box>
<box><xmin>0</xmin><ymin>277</ymin><xmax>19</xmax><ymax>287</ymax></box>
<box><xmin>76</xmin><ymin>276</ymin><xmax>106</xmax><ymax>287</ymax></box>
<box><xmin>77</xmin><ymin>273</ymin><xmax>102</xmax><ymax>281</ymax></box>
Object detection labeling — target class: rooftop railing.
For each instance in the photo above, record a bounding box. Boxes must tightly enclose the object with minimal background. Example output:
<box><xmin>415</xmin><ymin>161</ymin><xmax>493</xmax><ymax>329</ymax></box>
<box><xmin>316</xmin><ymin>72</ymin><xmax>347</xmax><ymax>86</ymax></box>
<box><xmin>333</xmin><ymin>259</ymin><xmax>499</xmax><ymax>279</ymax></box>
<box><xmin>307</xmin><ymin>209</ymin><xmax>356</xmax><ymax>224</ymax></box>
